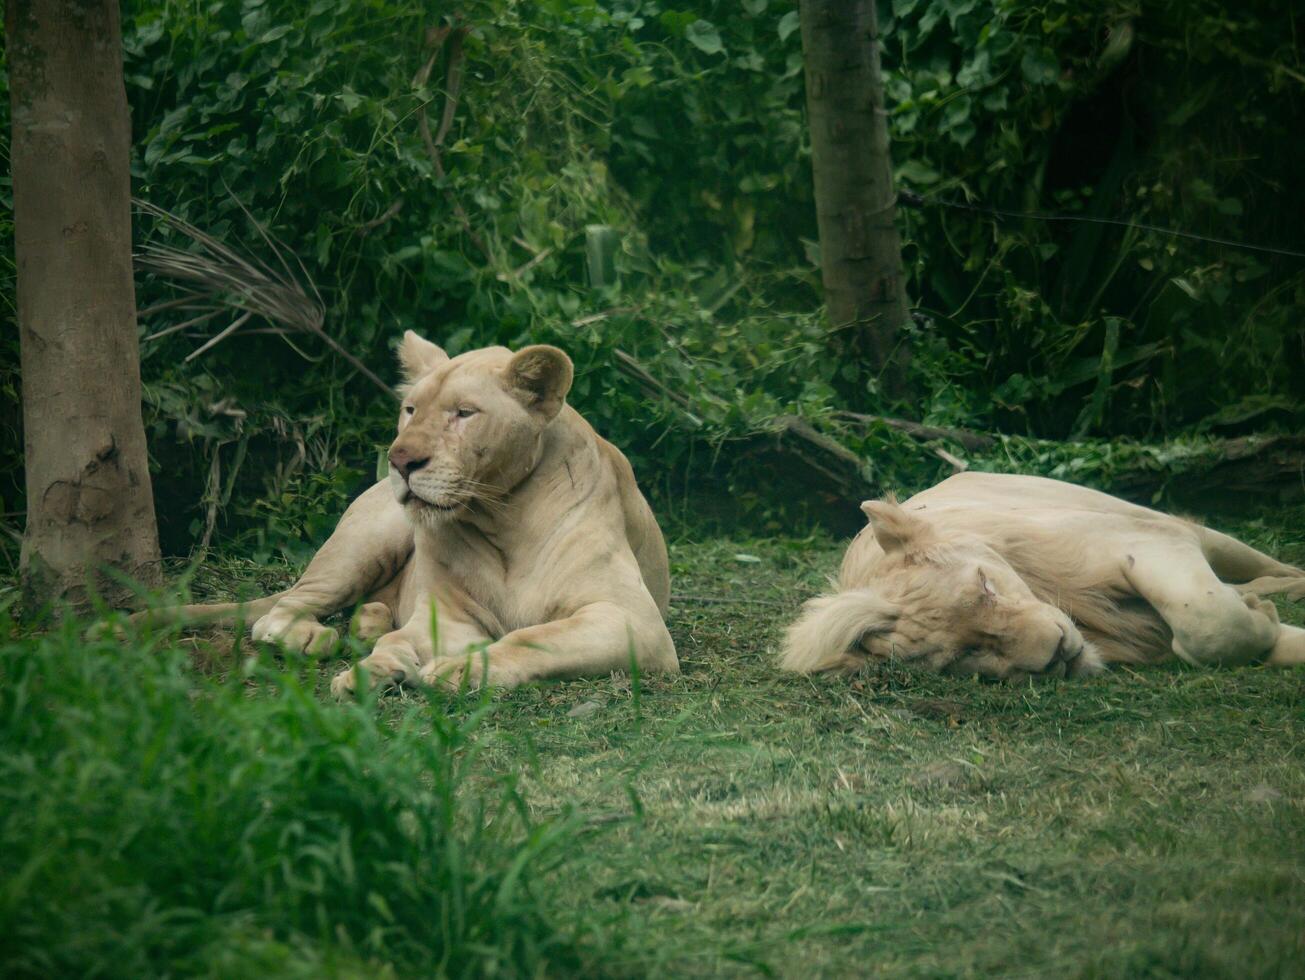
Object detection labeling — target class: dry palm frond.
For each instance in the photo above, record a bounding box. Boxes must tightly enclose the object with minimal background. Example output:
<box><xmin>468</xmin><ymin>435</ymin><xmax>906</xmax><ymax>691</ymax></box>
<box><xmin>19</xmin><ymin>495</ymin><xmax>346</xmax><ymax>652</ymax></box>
<box><xmin>133</xmin><ymin>196</ymin><xmax>396</xmax><ymax>399</ymax></box>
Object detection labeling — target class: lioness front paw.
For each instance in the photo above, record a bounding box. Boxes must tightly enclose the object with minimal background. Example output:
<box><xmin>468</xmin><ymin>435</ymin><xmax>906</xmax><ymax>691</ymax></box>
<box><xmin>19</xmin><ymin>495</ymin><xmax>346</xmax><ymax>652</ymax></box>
<box><xmin>418</xmin><ymin>653</ymin><xmax>523</xmax><ymax>691</ymax></box>
<box><xmin>85</xmin><ymin>618</ymin><xmax>129</xmax><ymax>643</ymax></box>
<box><xmin>329</xmin><ymin>663</ymin><xmax>400</xmax><ymax>701</ymax></box>
<box><xmin>330</xmin><ymin>666</ymin><xmax>360</xmax><ymax>700</ymax></box>
<box><xmin>331</xmin><ymin>645</ymin><xmax>421</xmax><ymax>701</ymax></box>
<box><xmin>251</xmin><ymin>612</ymin><xmax>339</xmax><ymax>655</ymax></box>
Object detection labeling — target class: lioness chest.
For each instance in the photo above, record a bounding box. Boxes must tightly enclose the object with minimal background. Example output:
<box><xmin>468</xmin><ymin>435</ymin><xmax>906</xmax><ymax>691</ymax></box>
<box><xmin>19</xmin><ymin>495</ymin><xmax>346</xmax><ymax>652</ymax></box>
<box><xmin>400</xmin><ymin>532</ymin><xmax>547</xmax><ymax>635</ymax></box>
<box><xmin>405</xmin><ymin>510</ymin><xmax>625</xmax><ymax>638</ymax></box>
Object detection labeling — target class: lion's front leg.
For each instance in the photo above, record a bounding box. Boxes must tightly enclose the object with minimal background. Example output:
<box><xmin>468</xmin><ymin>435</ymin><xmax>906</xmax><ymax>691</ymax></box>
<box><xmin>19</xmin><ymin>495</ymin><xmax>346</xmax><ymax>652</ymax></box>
<box><xmin>254</xmin><ymin>480</ymin><xmax>413</xmax><ymax>655</ymax></box>
<box><xmin>421</xmin><ymin>600</ymin><xmax>678</xmax><ymax>691</ymax></box>
<box><xmin>331</xmin><ymin>600</ymin><xmax>490</xmax><ymax>699</ymax></box>
<box><xmin>1124</xmin><ymin>543</ymin><xmax>1281</xmax><ymax>667</ymax></box>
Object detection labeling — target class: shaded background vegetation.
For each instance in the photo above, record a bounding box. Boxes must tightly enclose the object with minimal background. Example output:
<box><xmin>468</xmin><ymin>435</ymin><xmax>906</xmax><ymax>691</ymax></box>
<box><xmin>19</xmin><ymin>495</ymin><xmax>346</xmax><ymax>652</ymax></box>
<box><xmin>1</xmin><ymin>0</ymin><xmax>1302</xmax><ymax>562</ymax></box>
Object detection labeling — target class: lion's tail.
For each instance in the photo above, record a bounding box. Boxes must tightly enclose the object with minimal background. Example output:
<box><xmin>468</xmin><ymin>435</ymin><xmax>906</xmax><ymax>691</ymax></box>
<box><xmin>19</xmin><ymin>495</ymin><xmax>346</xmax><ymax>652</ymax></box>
<box><xmin>127</xmin><ymin>590</ymin><xmax>290</xmax><ymax>629</ymax></box>
<box><xmin>779</xmin><ymin>589</ymin><xmax>896</xmax><ymax>674</ymax></box>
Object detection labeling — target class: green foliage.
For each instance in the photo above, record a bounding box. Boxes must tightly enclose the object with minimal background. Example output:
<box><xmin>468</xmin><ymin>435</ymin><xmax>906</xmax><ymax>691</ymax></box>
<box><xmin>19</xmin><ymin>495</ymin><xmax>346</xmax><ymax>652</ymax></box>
<box><xmin>0</xmin><ymin>612</ymin><xmax>586</xmax><ymax>977</ymax></box>
<box><xmin>0</xmin><ymin>0</ymin><xmax>1300</xmax><ymax>555</ymax></box>
<box><xmin>879</xmin><ymin>0</ymin><xmax>1305</xmax><ymax>437</ymax></box>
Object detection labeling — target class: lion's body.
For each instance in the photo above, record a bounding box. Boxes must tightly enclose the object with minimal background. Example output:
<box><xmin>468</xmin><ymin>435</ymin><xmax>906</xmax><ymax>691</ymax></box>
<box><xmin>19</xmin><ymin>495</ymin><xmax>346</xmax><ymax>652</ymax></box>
<box><xmin>144</xmin><ymin>335</ymin><xmax>677</xmax><ymax>693</ymax></box>
<box><xmin>783</xmin><ymin>472</ymin><xmax>1305</xmax><ymax>680</ymax></box>
<box><xmin>288</xmin><ymin>414</ymin><xmax>669</xmax><ymax>637</ymax></box>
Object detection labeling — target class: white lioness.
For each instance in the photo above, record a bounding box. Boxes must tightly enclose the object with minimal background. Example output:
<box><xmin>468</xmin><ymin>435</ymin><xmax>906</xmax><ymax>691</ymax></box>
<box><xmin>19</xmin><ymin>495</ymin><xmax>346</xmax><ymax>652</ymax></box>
<box><xmin>144</xmin><ymin>332</ymin><xmax>678</xmax><ymax>695</ymax></box>
<box><xmin>782</xmin><ymin>472</ymin><xmax>1305</xmax><ymax>681</ymax></box>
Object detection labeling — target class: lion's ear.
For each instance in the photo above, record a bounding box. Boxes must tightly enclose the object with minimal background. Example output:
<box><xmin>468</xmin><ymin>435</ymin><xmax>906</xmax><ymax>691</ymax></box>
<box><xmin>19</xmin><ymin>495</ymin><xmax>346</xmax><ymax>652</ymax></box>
<box><xmin>397</xmin><ymin>330</ymin><xmax>449</xmax><ymax>383</ymax></box>
<box><xmin>504</xmin><ymin>345</ymin><xmax>573</xmax><ymax>420</ymax></box>
<box><xmin>860</xmin><ymin>500</ymin><xmax>931</xmax><ymax>554</ymax></box>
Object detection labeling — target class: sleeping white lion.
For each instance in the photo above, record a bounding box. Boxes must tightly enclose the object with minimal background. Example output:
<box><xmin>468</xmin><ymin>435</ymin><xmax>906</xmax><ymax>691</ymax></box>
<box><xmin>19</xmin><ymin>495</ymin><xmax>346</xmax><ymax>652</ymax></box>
<box><xmin>782</xmin><ymin>472</ymin><xmax>1305</xmax><ymax>681</ymax></box>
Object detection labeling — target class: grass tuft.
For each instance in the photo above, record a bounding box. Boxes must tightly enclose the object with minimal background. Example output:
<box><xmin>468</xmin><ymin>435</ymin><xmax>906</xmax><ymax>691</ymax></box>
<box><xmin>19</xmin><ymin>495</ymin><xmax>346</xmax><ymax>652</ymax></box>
<box><xmin>0</xmin><ymin>614</ymin><xmax>586</xmax><ymax>978</ymax></box>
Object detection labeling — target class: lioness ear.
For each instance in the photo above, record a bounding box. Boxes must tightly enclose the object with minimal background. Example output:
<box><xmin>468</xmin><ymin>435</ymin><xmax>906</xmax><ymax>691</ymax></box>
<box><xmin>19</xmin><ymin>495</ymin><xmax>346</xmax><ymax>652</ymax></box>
<box><xmin>504</xmin><ymin>345</ymin><xmax>573</xmax><ymax>419</ymax></box>
<box><xmin>860</xmin><ymin>500</ymin><xmax>931</xmax><ymax>554</ymax></box>
<box><xmin>397</xmin><ymin>330</ymin><xmax>449</xmax><ymax>383</ymax></box>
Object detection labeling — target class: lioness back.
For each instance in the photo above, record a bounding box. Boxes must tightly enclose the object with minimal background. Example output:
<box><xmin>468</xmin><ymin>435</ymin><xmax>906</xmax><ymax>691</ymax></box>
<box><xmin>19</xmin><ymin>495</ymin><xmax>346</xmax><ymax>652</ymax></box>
<box><xmin>595</xmin><ymin>433</ymin><xmax>670</xmax><ymax>614</ymax></box>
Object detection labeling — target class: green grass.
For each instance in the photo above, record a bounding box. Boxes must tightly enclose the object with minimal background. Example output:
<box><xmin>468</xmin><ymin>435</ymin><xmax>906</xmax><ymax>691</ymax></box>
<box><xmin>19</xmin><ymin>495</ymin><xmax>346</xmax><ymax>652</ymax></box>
<box><xmin>3</xmin><ymin>508</ymin><xmax>1304</xmax><ymax>977</ymax></box>
<box><xmin>0</xmin><ymin>622</ymin><xmax>587</xmax><ymax>978</ymax></box>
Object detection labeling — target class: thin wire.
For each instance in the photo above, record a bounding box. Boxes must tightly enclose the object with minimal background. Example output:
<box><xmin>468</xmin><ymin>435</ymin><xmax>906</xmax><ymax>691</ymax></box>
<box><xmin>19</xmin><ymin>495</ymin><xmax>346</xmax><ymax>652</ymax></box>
<box><xmin>897</xmin><ymin>190</ymin><xmax>1305</xmax><ymax>259</ymax></box>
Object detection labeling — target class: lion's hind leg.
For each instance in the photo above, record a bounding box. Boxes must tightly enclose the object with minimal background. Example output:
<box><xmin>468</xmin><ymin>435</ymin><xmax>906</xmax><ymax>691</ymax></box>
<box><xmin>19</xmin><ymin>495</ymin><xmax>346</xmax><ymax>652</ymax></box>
<box><xmin>1199</xmin><ymin>526</ymin><xmax>1305</xmax><ymax>587</ymax></box>
<box><xmin>1234</xmin><ymin>576</ymin><xmax>1305</xmax><ymax>601</ymax></box>
<box><xmin>1199</xmin><ymin>527</ymin><xmax>1305</xmax><ymax>664</ymax></box>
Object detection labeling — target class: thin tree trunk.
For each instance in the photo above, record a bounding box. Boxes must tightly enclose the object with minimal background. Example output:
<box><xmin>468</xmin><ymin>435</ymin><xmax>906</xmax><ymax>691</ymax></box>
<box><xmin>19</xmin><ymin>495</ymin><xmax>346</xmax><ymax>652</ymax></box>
<box><xmin>8</xmin><ymin>0</ymin><xmax>161</xmax><ymax>610</ymax></box>
<box><xmin>800</xmin><ymin>0</ymin><xmax>912</xmax><ymax>398</ymax></box>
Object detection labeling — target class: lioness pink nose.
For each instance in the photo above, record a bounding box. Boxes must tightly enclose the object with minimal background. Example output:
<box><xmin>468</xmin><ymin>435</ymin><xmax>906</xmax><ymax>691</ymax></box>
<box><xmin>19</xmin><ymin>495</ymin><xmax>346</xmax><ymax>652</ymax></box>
<box><xmin>388</xmin><ymin>447</ymin><xmax>429</xmax><ymax>478</ymax></box>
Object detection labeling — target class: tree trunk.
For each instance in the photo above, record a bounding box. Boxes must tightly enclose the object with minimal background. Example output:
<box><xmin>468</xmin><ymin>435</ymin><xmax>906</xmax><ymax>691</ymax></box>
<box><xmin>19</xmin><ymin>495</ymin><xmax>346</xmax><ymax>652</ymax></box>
<box><xmin>800</xmin><ymin>0</ymin><xmax>912</xmax><ymax>399</ymax></box>
<box><xmin>8</xmin><ymin>0</ymin><xmax>161</xmax><ymax>611</ymax></box>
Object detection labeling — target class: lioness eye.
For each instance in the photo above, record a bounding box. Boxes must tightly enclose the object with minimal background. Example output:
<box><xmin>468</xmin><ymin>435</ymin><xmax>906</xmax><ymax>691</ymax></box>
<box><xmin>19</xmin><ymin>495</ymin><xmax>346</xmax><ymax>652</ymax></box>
<box><xmin>403</xmin><ymin>405</ymin><xmax>415</xmax><ymax>415</ymax></box>
<box><xmin>454</xmin><ymin>407</ymin><xmax>477</xmax><ymax>419</ymax></box>
<box><xmin>977</xmin><ymin>568</ymin><xmax>998</xmax><ymax>601</ymax></box>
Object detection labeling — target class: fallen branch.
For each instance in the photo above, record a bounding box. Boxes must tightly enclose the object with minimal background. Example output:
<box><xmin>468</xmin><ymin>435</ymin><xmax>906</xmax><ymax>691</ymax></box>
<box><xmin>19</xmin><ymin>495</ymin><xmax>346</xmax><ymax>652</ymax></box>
<box><xmin>605</xmin><ymin>347</ymin><xmax>1305</xmax><ymax>515</ymax></box>
<box><xmin>833</xmin><ymin>410</ymin><xmax>994</xmax><ymax>451</ymax></box>
<box><xmin>1107</xmin><ymin>434</ymin><xmax>1305</xmax><ymax>503</ymax></box>
<box><xmin>775</xmin><ymin>415</ymin><xmax>864</xmax><ymax>473</ymax></box>
<box><xmin>612</xmin><ymin>349</ymin><xmax>704</xmax><ymax>428</ymax></box>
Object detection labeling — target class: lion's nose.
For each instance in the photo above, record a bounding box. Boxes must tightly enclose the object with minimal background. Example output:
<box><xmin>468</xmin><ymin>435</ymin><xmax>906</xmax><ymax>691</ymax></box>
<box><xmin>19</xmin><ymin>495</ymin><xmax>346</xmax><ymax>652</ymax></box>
<box><xmin>388</xmin><ymin>447</ymin><xmax>429</xmax><ymax>479</ymax></box>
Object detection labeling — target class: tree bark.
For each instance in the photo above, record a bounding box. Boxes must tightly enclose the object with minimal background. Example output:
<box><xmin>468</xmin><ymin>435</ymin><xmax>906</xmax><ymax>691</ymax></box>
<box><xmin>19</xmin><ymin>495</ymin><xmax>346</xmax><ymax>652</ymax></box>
<box><xmin>8</xmin><ymin>0</ymin><xmax>161</xmax><ymax>611</ymax></box>
<box><xmin>800</xmin><ymin>0</ymin><xmax>912</xmax><ymax>398</ymax></box>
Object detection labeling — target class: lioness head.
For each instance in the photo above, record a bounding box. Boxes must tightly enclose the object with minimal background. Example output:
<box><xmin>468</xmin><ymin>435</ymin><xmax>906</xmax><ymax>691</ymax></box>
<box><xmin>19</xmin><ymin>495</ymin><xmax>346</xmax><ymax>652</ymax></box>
<box><xmin>385</xmin><ymin>331</ymin><xmax>574</xmax><ymax>528</ymax></box>
<box><xmin>847</xmin><ymin>501</ymin><xmax>1100</xmax><ymax>680</ymax></box>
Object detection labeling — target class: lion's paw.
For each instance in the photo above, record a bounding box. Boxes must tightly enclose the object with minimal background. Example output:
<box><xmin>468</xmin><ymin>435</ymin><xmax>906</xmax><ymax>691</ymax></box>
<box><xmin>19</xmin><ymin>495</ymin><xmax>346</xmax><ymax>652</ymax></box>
<box><xmin>419</xmin><ymin>653</ymin><xmax>525</xmax><ymax>691</ymax></box>
<box><xmin>1242</xmin><ymin>591</ymin><xmax>1280</xmax><ymax>626</ymax></box>
<box><xmin>85</xmin><ymin>618</ymin><xmax>129</xmax><ymax>643</ymax></box>
<box><xmin>418</xmin><ymin>656</ymin><xmax>473</xmax><ymax>691</ymax></box>
<box><xmin>332</xmin><ymin>646</ymin><xmax>420</xmax><ymax>700</ymax></box>
<box><xmin>251</xmin><ymin>612</ymin><xmax>339</xmax><ymax>656</ymax></box>
<box><xmin>330</xmin><ymin>666</ymin><xmax>360</xmax><ymax>701</ymax></box>
<box><xmin>350</xmin><ymin>602</ymin><xmax>394</xmax><ymax>644</ymax></box>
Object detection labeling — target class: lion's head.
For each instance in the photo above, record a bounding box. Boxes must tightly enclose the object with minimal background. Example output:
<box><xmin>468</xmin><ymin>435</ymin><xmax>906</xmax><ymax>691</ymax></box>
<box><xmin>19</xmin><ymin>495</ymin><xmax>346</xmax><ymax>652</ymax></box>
<box><xmin>840</xmin><ymin>501</ymin><xmax>1102</xmax><ymax>680</ymax></box>
<box><xmin>385</xmin><ymin>331</ymin><xmax>574</xmax><ymax>529</ymax></box>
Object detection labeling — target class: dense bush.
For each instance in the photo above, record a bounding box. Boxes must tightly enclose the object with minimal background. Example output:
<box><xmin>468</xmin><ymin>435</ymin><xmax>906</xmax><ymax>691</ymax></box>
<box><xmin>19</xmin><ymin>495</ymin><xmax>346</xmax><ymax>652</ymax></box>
<box><xmin>0</xmin><ymin>613</ymin><xmax>586</xmax><ymax>976</ymax></box>
<box><xmin>1</xmin><ymin>0</ymin><xmax>1300</xmax><ymax>558</ymax></box>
